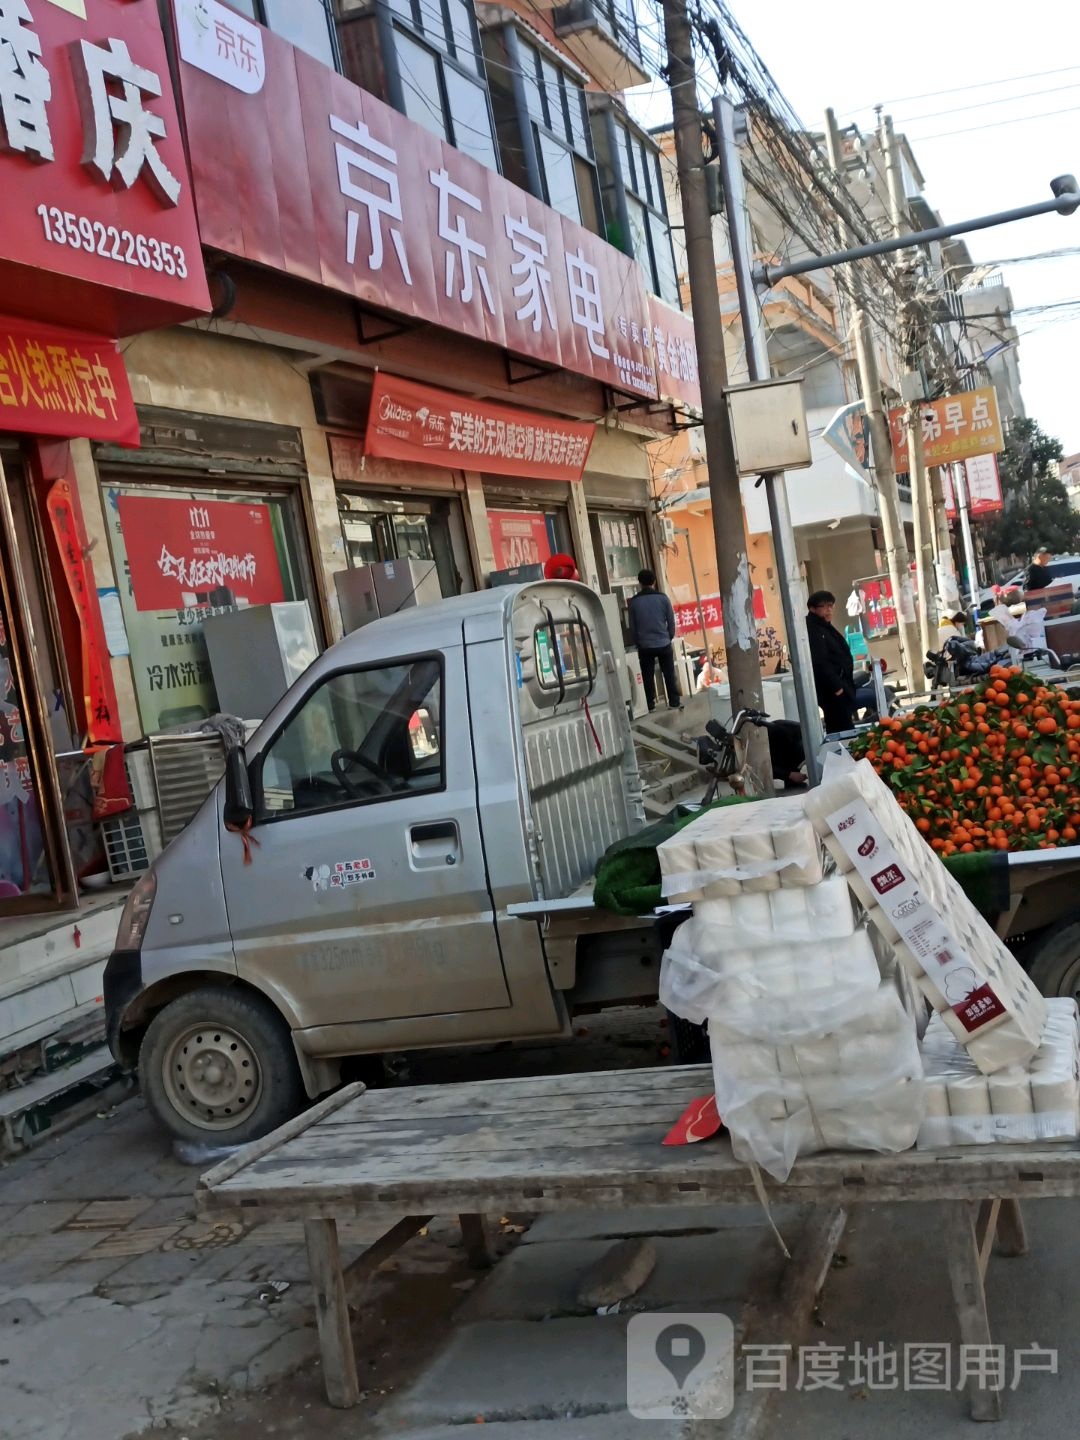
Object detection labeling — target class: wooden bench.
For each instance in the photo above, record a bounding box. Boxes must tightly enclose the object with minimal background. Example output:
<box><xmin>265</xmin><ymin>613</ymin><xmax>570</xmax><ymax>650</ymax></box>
<box><xmin>196</xmin><ymin>1064</ymin><xmax>1066</xmax><ymax>1420</ymax></box>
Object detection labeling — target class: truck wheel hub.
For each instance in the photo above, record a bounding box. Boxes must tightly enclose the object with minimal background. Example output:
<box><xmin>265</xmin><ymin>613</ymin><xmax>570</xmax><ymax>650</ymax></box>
<box><xmin>163</xmin><ymin>1024</ymin><xmax>262</xmax><ymax>1129</ymax></box>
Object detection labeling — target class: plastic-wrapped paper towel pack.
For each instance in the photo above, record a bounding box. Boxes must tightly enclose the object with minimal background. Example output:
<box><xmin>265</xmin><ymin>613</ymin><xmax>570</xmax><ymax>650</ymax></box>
<box><xmin>803</xmin><ymin>752</ymin><xmax>1048</xmax><ymax>1074</ymax></box>
<box><xmin>658</xmin><ymin>800</ymin><xmax>925</xmax><ymax>1180</ymax></box>
<box><xmin>918</xmin><ymin>998</ymin><xmax>1080</xmax><ymax>1147</ymax></box>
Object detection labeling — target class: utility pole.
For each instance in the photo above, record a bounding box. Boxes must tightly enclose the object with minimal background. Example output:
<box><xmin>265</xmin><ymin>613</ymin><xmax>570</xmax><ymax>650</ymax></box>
<box><xmin>882</xmin><ymin>111</ymin><xmax>935</xmax><ymax>660</ymax></box>
<box><xmin>715</xmin><ymin>96</ymin><xmax>823</xmax><ymax>782</ymax></box>
<box><xmin>661</xmin><ymin>0</ymin><xmax>772</xmax><ymax>786</ymax></box>
<box><xmin>953</xmin><ymin>461</ymin><xmax>980</xmax><ymax>607</ymax></box>
<box><xmin>825</xmin><ymin>107</ymin><xmax>921</xmax><ymax>691</ymax></box>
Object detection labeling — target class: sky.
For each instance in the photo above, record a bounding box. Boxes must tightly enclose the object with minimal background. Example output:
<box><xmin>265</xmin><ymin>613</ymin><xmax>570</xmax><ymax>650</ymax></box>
<box><xmin>627</xmin><ymin>0</ymin><xmax>1080</xmax><ymax>459</ymax></box>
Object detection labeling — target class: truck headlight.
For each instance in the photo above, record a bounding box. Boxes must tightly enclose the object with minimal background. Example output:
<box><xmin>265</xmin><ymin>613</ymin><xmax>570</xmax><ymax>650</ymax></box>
<box><xmin>115</xmin><ymin>870</ymin><xmax>156</xmax><ymax>952</ymax></box>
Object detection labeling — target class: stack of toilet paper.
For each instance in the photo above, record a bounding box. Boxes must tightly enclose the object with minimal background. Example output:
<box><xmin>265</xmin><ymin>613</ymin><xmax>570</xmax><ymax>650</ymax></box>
<box><xmin>712</xmin><ymin>985</ymin><xmax>924</xmax><ymax>1179</ymax></box>
<box><xmin>803</xmin><ymin>753</ymin><xmax>1048</xmax><ymax>1074</ymax></box>
<box><xmin>918</xmin><ymin>998</ymin><xmax>1080</xmax><ymax>1147</ymax></box>
<box><xmin>657</xmin><ymin>795</ymin><xmax>825</xmax><ymax>902</ymax></box>
<box><xmin>658</xmin><ymin>800</ymin><xmax>925</xmax><ymax>1180</ymax></box>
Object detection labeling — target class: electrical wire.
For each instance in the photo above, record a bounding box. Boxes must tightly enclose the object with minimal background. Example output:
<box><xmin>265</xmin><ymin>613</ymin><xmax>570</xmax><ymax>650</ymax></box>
<box><xmin>840</xmin><ymin>63</ymin><xmax>1080</xmax><ymax>118</ymax></box>
<box><xmin>909</xmin><ymin>102</ymin><xmax>1080</xmax><ymax>144</ymax></box>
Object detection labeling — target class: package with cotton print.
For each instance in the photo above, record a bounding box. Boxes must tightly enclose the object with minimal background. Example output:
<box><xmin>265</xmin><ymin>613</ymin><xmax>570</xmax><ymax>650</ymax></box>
<box><xmin>805</xmin><ymin>749</ymin><xmax>1048</xmax><ymax>1074</ymax></box>
<box><xmin>657</xmin><ymin>795</ymin><xmax>825</xmax><ymax>902</ymax></box>
<box><xmin>710</xmin><ymin>984</ymin><xmax>924</xmax><ymax>1181</ymax></box>
<box><xmin>917</xmin><ymin>998</ymin><xmax>1080</xmax><ymax>1148</ymax></box>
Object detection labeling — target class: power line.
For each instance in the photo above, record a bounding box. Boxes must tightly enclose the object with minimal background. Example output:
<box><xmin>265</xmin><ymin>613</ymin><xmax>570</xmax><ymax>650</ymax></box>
<box><xmin>910</xmin><ymin>102</ymin><xmax>1080</xmax><ymax>143</ymax></box>
<box><xmin>895</xmin><ymin>79</ymin><xmax>1080</xmax><ymax>127</ymax></box>
<box><xmin>840</xmin><ymin>63</ymin><xmax>1080</xmax><ymax>118</ymax></box>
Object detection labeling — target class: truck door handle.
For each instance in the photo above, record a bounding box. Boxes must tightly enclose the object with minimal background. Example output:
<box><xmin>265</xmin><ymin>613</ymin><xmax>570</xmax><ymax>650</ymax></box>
<box><xmin>409</xmin><ymin>821</ymin><xmax>460</xmax><ymax>869</ymax></box>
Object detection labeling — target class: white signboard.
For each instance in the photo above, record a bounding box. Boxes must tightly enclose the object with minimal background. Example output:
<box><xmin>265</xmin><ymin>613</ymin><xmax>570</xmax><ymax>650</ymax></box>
<box><xmin>176</xmin><ymin>0</ymin><xmax>265</xmax><ymax>94</ymax></box>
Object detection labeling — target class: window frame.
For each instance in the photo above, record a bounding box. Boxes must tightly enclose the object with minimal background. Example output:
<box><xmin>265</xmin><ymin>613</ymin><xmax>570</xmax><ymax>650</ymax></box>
<box><xmin>222</xmin><ymin>0</ymin><xmax>341</xmax><ymax>69</ymax></box>
<box><xmin>251</xmin><ymin>652</ymin><xmax>447</xmax><ymax>825</ymax></box>
<box><xmin>378</xmin><ymin>0</ymin><xmax>501</xmax><ymax>172</ymax></box>
<box><xmin>532</xmin><ymin>618</ymin><xmax>596</xmax><ymax>702</ymax></box>
<box><xmin>596</xmin><ymin>105</ymin><xmax>680</xmax><ymax>306</ymax></box>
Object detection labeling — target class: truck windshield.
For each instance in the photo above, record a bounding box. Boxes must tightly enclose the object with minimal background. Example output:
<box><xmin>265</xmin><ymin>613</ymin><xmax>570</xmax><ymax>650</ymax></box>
<box><xmin>257</xmin><ymin>657</ymin><xmax>443</xmax><ymax>817</ymax></box>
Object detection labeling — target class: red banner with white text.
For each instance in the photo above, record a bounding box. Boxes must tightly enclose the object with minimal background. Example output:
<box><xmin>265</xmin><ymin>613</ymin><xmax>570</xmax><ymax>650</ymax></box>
<box><xmin>674</xmin><ymin>590</ymin><xmax>767</xmax><ymax>638</ymax></box>
<box><xmin>364</xmin><ymin>373</ymin><xmax>594</xmax><ymax>482</ymax></box>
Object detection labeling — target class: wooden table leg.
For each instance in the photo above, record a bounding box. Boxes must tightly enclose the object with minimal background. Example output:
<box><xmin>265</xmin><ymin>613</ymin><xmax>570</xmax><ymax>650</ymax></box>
<box><xmin>304</xmin><ymin>1218</ymin><xmax>360</xmax><ymax>1408</ymax></box>
<box><xmin>459</xmin><ymin>1213</ymin><xmax>494</xmax><ymax>1269</ymax></box>
<box><xmin>943</xmin><ymin>1201</ymin><xmax>1003</xmax><ymax>1422</ymax></box>
<box><xmin>995</xmin><ymin>1199</ymin><xmax>1029</xmax><ymax>1258</ymax></box>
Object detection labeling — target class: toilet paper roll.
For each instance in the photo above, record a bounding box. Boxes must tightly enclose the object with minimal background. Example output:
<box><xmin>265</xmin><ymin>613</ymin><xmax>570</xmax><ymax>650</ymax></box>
<box><xmin>694</xmin><ymin>897</ymin><xmax>734</xmax><ymax>927</ymax></box>
<box><xmin>924</xmin><ymin>1081</ymin><xmax>950</xmax><ymax>1119</ymax></box>
<box><xmin>833</xmin><ymin>931</ymin><xmax>880</xmax><ymax>993</ymax></box>
<box><xmin>846</xmin><ymin>870</ymin><xmax>877</xmax><ymax>912</ymax></box>
<box><xmin>989</xmin><ymin>1073</ymin><xmax>1035</xmax><ymax>1116</ymax></box>
<box><xmin>729</xmin><ymin>891</ymin><xmax>773</xmax><ymax>934</ymax></box>
<box><xmin>777</xmin><ymin>1037</ymin><xmax>842</xmax><ymax>1078</ymax></box>
<box><xmin>805</xmin><ymin>876</ymin><xmax>857</xmax><ymax>939</ymax></box>
<box><xmin>947</xmin><ymin>1073</ymin><xmax>990</xmax><ymax>1117</ymax></box>
<box><xmin>772</xmin><ymin>818</ymin><xmax>824</xmax><ymax>887</ymax></box>
<box><xmin>733</xmin><ymin>830</ymin><xmax>780</xmax><ymax>893</ymax></box>
<box><xmin>768</xmin><ymin>886</ymin><xmax>809</xmax><ymax>931</ymax></box>
<box><xmin>823</xmin><ymin>834</ymin><xmax>854</xmax><ymax>874</ymax></box>
<box><xmin>1031</xmin><ymin>1074</ymin><xmax>1079</xmax><ymax>1115</ymax></box>
<box><xmin>658</xmin><ymin>837</ymin><xmax>704</xmax><ymax>901</ymax></box>
<box><xmin>695</xmin><ymin>833</ymin><xmax>740</xmax><ymax>898</ymax></box>
<box><xmin>838</xmin><ymin>1033</ymin><xmax>897</xmax><ymax>1073</ymax></box>
<box><xmin>720</xmin><ymin>1044</ymin><xmax>784</xmax><ymax>1084</ymax></box>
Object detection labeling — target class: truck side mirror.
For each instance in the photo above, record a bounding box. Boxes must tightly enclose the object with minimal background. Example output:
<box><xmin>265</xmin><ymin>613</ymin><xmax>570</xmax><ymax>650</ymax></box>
<box><xmin>223</xmin><ymin>746</ymin><xmax>254</xmax><ymax>830</ymax></box>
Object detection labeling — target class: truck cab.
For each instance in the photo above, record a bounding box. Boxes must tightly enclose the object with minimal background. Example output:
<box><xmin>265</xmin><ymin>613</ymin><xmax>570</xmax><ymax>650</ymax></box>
<box><xmin>105</xmin><ymin>582</ymin><xmax>658</xmax><ymax>1143</ymax></box>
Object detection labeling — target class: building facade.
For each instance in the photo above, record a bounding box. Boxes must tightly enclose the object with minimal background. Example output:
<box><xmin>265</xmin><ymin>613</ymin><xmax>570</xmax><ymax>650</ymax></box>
<box><xmin>0</xmin><ymin>0</ymin><xmax>698</xmax><ymax>1061</ymax></box>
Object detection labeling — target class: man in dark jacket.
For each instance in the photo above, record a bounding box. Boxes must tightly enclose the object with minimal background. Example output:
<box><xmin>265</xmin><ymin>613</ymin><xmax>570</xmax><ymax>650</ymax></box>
<box><xmin>1025</xmin><ymin>548</ymin><xmax>1052</xmax><ymax>591</ymax></box>
<box><xmin>628</xmin><ymin>569</ymin><xmax>682</xmax><ymax>711</ymax></box>
<box><xmin>806</xmin><ymin>590</ymin><xmax>856</xmax><ymax>733</ymax></box>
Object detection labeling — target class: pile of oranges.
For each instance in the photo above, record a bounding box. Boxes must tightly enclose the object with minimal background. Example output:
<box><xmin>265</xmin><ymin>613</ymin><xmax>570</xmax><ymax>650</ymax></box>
<box><xmin>851</xmin><ymin>666</ymin><xmax>1080</xmax><ymax>857</ymax></box>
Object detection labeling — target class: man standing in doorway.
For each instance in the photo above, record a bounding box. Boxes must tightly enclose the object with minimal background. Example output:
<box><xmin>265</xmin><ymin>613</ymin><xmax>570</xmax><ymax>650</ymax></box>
<box><xmin>806</xmin><ymin>590</ymin><xmax>856</xmax><ymax>734</ymax></box>
<box><xmin>628</xmin><ymin>569</ymin><xmax>682</xmax><ymax>711</ymax></box>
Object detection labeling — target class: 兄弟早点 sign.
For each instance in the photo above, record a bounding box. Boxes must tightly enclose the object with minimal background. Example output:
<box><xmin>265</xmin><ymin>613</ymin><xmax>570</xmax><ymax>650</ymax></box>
<box><xmin>889</xmin><ymin>386</ymin><xmax>1003</xmax><ymax>468</ymax></box>
<box><xmin>0</xmin><ymin>0</ymin><xmax>209</xmax><ymax>335</ymax></box>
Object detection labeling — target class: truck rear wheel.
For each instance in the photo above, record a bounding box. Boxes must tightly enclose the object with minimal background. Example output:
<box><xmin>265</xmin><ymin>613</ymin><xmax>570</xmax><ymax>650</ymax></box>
<box><xmin>140</xmin><ymin>987</ymin><xmax>305</xmax><ymax>1145</ymax></box>
<box><xmin>1025</xmin><ymin>920</ymin><xmax>1080</xmax><ymax>1001</ymax></box>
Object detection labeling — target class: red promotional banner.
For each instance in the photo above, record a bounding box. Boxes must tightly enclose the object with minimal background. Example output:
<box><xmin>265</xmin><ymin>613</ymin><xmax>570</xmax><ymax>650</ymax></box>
<box><xmin>116</xmin><ymin>495</ymin><xmax>286</xmax><ymax>611</ymax></box>
<box><xmin>0</xmin><ymin>0</ymin><xmax>209</xmax><ymax>336</ymax></box>
<box><xmin>0</xmin><ymin>316</ymin><xmax>140</xmax><ymax>446</ymax></box>
<box><xmin>488</xmin><ymin>511</ymin><xmax>553</xmax><ymax>570</ymax></box>
<box><xmin>364</xmin><ymin>373</ymin><xmax>595</xmax><ymax>482</ymax></box>
<box><xmin>174</xmin><ymin>11</ymin><xmax>673</xmax><ymax>403</ymax></box>
<box><xmin>44</xmin><ymin>479</ymin><xmax>121</xmax><ymax>745</ymax></box>
<box><xmin>674</xmin><ymin>590</ymin><xmax>767</xmax><ymax>637</ymax></box>
<box><xmin>941</xmin><ymin>454</ymin><xmax>1005</xmax><ymax>519</ymax></box>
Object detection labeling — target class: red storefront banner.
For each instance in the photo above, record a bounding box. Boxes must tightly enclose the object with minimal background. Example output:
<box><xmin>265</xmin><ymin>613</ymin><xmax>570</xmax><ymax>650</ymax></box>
<box><xmin>674</xmin><ymin>590</ymin><xmax>767</xmax><ymax>638</ymax></box>
<box><xmin>941</xmin><ymin>453</ymin><xmax>1005</xmax><ymax>519</ymax></box>
<box><xmin>173</xmin><ymin>6</ymin><xmax>681</xmax><ymax>404</ymax></box>
<box><xmin>0</xmin><ymin>0</ymin><xmax>209</xmax><ymax>336</ymax></box>
<box><xmin>364</xmin><ymin>374</ymin><xmax>594</xmax><ymax>482</ymax></box>
<box><xmin>649</xmin><ymin>296</ymin><xmax>702</xmax><ymax>414</ymax></box>
<box><xmin>44</xmin><ymin>479</ymin><xmax>121</xmax><ymax>746</ymax></box>
<box><xmin>0</xmin><ymin>317</ymin><xmax>140</xmax><ymax>447</ymax></box>
<box><xmin>488</xmin><ymin>511</ymin><xmax>553</xmax><ymax>570</ymax></box>
<box><xmin>116</xmin><ymin>495</ymin><xmax>286</xmax><ymax>611</ymax></box>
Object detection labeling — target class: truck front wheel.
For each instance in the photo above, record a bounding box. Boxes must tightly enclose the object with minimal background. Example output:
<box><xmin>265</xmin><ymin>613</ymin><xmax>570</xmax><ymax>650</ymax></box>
<box><xmin>140</xmin><ymin>987</ymin><xmax>305</xmax><ymax>1145</ymax></box>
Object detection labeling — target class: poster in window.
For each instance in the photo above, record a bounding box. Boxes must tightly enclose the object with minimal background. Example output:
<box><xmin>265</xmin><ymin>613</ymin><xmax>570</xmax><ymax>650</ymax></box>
<box><xmin>107</xmin><ymin>490</ymin><xmax>293</xmax><ymax>733</ymax></box>
<box><xmin>488</xmin><ymin>511</ymin><xmax>553</xmax><ymax>570</ymax></box>
<box><xmin>117</xmin><ymin>495</ymin><xmax>286</xmax><ymax>611</ymax></box>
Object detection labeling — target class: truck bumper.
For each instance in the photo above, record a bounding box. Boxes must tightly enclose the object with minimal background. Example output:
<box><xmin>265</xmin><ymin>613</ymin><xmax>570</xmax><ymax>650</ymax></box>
<box><xmin>103</xmin><ymin>950</ymin><xmax>143</xmax><ymax>1067</ymax></box>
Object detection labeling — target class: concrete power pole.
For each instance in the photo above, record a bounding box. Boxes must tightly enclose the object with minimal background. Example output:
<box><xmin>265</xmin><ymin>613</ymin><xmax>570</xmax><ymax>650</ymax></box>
<box><xmin>824</xmin><ymin>108</ymin><xmax>921</xmax><ymax>690</ymax></box>
<box><xmin>881</xmin><ymin>111</ymin><xmax>935</xmax><ymax>659</ymax></box>
<box><xmin>661</xmin><ymin>0</ymin><xmax>772</xmax><ymax>785</ymax></box>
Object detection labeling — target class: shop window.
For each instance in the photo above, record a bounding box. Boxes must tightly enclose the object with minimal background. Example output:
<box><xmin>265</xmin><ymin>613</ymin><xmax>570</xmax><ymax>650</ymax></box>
<box><xmin>380</xmin><ymin>0</ymin><xmax>498</xmax><ymax>171</ymax></box>
<box><xmin>339</xmin><ymin>493</ymin><xmax>472</xmax><ymax>598</ymax></box>
<box><xmin>487</xmin><ymin>505</ymin><xmax>572</xmax><ymax>574</ymax></box>
<box><xmin>592</xmin><ymin>107</ymin><xmax>680</xmax><ymax>306</ymax></box>
<box><xmin>104</xmin><ymin>483</ymin><xmax>314</xmax><ymax>734</ymax></box>
<box><xmin>589</xmin><ymin>509</ymin><xmax>650</xmax><ymax>644</ymax></box>
<box><xmin>224</xmin><ymin>0</ymin><xmax>339</xmax><ymax>66</ymax></box>
<box><xmin>257</xmin><ymin>658</ymin><xmax>443</xmax><ymax>817</ymax></box>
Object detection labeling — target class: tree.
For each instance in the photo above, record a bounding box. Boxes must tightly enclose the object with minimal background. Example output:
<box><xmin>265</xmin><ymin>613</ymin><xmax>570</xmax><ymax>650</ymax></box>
<box><xmin>976</xmin><ymin>418</ymin><xmax>1080</xmax><ymax>562</ymax></box>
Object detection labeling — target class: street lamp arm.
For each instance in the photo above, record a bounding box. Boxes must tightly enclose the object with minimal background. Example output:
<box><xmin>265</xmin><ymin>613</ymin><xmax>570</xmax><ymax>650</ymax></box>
<box><xmin>754</xmin><ymin>178</ymin><xmax>1080</xmax><ymax>287</ymax></box>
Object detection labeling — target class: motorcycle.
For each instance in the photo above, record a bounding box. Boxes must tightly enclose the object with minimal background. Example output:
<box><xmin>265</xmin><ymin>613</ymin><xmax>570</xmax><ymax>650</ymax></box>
<box><xmin>924</xmin><ymin>636</ymin><xmax>1080</xmax><ymax>689</ymax></box>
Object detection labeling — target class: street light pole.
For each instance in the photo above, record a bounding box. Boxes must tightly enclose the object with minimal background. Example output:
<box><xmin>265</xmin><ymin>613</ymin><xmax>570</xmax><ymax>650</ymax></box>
<box><xmin>675</xmin><ymin>525</ymin><xmax>711</xmax><ymax>661</ymax></box>
<box><xmin>715</xmin><ymin>95</ymin><xmax>823</xmax><ymax>783</ymax></box>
